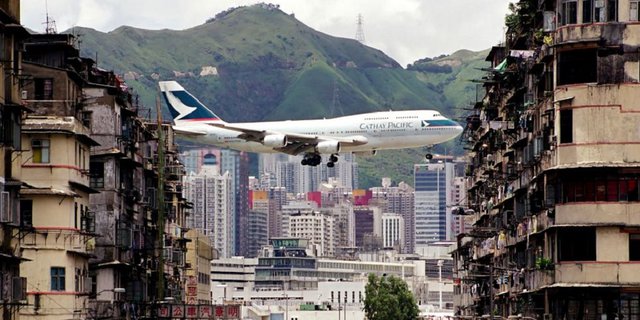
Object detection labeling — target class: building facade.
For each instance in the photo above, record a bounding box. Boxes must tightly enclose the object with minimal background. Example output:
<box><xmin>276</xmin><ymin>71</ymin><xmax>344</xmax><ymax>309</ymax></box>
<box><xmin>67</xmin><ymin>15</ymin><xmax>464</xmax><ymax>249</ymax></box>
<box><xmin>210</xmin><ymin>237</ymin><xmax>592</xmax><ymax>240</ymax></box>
<box><xmin>414</xmin><ymin>163</ymin><xmax>455</xmax><ymax>247</ymax></box>
<box><xmin>183</xmin><ymin>160</ymin><xmax>234</xmax><ymax>258</ymax></box>
<box><xmin>454</xmin><ymin>0</ymin><xmax>640</xmax><ymax>318</ymax></box>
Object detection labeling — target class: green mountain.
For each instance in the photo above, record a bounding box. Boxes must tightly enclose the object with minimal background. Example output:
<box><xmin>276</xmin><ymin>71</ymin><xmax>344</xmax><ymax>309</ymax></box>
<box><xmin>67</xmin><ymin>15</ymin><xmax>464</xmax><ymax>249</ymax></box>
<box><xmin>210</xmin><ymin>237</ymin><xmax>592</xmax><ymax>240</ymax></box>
<box><xmin>69</xmin><ymin>4</ymin><xmax>488</xmax><ymax>188</ymax></box>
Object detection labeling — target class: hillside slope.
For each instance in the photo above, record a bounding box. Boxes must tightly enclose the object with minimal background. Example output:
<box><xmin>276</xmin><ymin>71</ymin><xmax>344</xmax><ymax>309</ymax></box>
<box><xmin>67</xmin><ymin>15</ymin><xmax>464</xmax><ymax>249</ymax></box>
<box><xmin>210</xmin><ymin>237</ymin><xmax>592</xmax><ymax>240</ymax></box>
<box><xmin>69</xmin><ymin>4</ymin><xmax>488</xmax><ymax>187</ymax></box>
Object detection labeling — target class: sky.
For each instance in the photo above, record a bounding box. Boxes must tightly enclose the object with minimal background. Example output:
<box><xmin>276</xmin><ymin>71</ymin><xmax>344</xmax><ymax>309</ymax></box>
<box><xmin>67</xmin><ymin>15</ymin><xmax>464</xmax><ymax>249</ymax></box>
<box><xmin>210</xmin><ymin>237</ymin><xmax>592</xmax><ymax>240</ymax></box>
<box><xmin>20</xmin><ymin>0</ymin><xmax>513</xmax><ymax>67</ymax></box>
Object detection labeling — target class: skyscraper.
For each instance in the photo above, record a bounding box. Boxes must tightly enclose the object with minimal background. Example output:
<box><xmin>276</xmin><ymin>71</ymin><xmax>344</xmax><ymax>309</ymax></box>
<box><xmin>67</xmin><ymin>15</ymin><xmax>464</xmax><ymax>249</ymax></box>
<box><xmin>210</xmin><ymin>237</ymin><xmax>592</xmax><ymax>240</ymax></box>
<box><xmin>414</xmin><ymin>162</ymin><xmax>455</xmax><ymax>248</ymax></box>
<box><xmin>183</xmin><ymin>154</ymin><xmax>234</xmax><ymax>258</ymax></box>
<box><xmin>371</xmin><ymin>180</ymin><xmax>415</xmax><ymax>253</ymax></box>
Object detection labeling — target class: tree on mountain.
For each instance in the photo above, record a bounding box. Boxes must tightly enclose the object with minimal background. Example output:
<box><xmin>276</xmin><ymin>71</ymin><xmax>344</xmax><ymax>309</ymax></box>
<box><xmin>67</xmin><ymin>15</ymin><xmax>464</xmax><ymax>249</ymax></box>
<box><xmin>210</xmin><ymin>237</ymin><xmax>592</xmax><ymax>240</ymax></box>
<box><xmin>363</xmin><ymin>273</ymin><xmax>419</xmax><ymax>320</ymax></box>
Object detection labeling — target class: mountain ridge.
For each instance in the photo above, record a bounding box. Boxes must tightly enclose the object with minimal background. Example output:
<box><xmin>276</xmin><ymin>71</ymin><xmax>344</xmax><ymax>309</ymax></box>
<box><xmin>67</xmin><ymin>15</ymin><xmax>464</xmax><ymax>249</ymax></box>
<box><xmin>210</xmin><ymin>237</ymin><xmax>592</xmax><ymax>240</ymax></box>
<box><xmin>64</xmin><ymin>4</ymin><xmax>488</xmax><ymax>187</ymax></box>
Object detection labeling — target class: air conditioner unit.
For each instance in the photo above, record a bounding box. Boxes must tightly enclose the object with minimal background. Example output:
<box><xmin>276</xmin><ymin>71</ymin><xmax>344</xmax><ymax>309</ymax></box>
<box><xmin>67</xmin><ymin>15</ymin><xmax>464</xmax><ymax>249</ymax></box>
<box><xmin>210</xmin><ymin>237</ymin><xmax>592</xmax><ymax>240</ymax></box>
<box><xmin>21</xmin><ymin>90</ymin><xmax>27</xmax><ymax>100</ymax></box>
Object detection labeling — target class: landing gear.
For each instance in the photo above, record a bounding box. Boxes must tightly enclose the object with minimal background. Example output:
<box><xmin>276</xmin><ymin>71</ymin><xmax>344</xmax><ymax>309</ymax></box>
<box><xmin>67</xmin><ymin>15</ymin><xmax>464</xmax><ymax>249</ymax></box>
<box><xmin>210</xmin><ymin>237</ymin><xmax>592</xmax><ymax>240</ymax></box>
<box><xmin>301</xmin><ymin>153</ymin><xmax>322</xmax><ymax>166</ymax></box>
<box><xmin>327</xmin><ymin>154</ymin><xmax>339</xmax><ymax>168</ymax></box>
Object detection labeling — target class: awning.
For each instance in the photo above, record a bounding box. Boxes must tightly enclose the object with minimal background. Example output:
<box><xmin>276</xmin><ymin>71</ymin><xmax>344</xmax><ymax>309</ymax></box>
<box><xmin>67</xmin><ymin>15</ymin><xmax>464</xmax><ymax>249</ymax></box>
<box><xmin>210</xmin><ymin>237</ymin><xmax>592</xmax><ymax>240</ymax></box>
<box><xmin>494</xmin><ymin>59</ymin><xmax>508</xmax><ymax>73</ymax></box>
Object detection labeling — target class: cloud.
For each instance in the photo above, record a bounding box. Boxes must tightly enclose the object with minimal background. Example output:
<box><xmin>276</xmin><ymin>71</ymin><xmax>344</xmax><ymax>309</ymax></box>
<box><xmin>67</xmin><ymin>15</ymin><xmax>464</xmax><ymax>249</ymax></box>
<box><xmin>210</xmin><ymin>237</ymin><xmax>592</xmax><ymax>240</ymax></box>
<box><xmin>21</xmin><ymin>0</ymin><xmax>512</xmax><ymax>66</ymax></box>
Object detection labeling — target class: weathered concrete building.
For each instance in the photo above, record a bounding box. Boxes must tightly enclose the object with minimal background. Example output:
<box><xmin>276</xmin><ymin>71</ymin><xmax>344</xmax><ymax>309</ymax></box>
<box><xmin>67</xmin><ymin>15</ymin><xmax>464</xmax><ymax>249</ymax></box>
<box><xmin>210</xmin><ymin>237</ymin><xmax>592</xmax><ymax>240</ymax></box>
<box><xmin>454</xmin><ymin>0</ymin><xmax>640</xmax><ymax>318</ymax></box>
<box><xmin>0</xmin><ymin>1</ymin><xmax>30</xmax><ymax>319</ymax></box>
<box><xmin>184</xmin><ymin>229</ymin><xmax>215</xmax><ymax>305</ymax></box>
<box><xmin>19</xmin><ymin>33</ymin><xmax>99</xmax><ymax>320</ymax></box>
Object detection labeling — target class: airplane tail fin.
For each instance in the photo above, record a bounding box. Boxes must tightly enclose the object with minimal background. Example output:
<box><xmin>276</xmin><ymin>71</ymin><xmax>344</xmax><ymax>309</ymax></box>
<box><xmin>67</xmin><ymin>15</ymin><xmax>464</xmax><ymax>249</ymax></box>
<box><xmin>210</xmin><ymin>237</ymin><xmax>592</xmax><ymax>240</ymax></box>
<box><xmin>158</xmin><ymin>81</ymin><xmax>224</xmax><ymax>124</ymax></box>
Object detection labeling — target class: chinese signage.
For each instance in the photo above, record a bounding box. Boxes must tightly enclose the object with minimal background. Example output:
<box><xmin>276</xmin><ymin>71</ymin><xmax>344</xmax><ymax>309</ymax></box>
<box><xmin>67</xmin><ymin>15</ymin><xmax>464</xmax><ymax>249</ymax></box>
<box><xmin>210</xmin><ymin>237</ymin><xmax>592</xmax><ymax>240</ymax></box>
<box><xmin>157</xmin><ymin>304</ymin><xmax>240</xmax><ymax>319</ymax></box>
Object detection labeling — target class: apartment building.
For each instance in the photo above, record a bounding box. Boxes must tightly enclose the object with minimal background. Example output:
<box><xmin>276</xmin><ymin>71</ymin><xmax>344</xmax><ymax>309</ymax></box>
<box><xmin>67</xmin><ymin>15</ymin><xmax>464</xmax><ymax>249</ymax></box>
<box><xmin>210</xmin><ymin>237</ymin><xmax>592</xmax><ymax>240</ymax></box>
<box><xmin>0</xmin><ymin>1</ymin><xmax>30</xmax><ymax>319</ymax></box>
<box><xmin>454</xmin><ymin>0</ymin><xmax>640</xmax><ymax>318</ymax></box>
<box><xmin>185</xmin><ymin>229</ymin><xmax>215</xmax><ymax>305</ymax></box>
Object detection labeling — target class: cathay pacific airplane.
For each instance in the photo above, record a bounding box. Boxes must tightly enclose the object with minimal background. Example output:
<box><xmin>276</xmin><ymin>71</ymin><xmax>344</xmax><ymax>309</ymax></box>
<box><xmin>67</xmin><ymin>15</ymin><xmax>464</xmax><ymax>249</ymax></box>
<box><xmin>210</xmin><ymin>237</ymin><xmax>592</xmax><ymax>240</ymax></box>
<box><xmin>159</xmin><ymin>81</ymin><xmax>463</xmax><ymax>167</ymax></box>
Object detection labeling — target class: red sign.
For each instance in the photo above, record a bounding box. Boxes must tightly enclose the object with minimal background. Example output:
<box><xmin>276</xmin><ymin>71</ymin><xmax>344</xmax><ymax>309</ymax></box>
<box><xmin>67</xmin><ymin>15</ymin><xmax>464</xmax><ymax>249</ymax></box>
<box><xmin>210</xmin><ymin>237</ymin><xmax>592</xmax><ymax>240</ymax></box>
<box><xmin>185</xmin><ymin>305</ymin><xmax>198</xmax><ymax>319</ymax></box>
<box><xmin>157</xmin><ymin>305</ymin><xmax>170</xmax><ymax>318</ymax></box>
<box><xmin>186</xmin><ymin>296</ymin><xmax>197</xmax><ymax>305</ymax></box>
<box><xmin>172</xmin><ymin>304</ymin><xmax>184</xmax><ymax>318</ymax></box>
<box><xmin>214</xmin><ymin>305</ymin><xmax>225</xmax><ymax>318</ymax></box>
<box><xmin>199</xmin><ymin>305</ymin><xmax>212</xmax><ymax>318</ymax></box>
<box><xmin>226</xmin><ymin>305</ymin><xmax>240</xmax><ymax>318</ymax></box>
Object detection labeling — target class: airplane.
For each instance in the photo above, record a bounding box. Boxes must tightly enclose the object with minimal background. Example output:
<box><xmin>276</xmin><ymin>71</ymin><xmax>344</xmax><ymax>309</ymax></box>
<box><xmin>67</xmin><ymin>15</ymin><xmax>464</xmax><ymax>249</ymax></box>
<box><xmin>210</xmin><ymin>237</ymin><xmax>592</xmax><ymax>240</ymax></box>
<box><xmin>159</xmin><ymin>81</ymin><xmax>463</xmax><ymax>167</ymax></box>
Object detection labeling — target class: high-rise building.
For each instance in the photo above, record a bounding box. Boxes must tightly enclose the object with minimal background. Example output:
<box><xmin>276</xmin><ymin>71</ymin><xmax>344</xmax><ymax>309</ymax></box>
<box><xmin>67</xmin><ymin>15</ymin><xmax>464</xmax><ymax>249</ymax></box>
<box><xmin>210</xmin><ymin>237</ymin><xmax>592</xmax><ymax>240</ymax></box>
<box><xmin>414</xmin><ymin>163</ymin><xmax>455</xmax><ymax>248</ymax></box>
<box><xmin>371</xmin><ymin>180</ymin><xmax>415</xmax><ymax>253</ymax></box>
<box><xmin>220</xmin><ymin>149</ymin><xmax>250</xmax><ymax>257</ymax></box>
<box><xmin>260</xmin><ymin>153</ymin><xmax>358</xmax><ymax>194</ymax></box>
<box><xmin>183</xmin><ymin>156</ymin><xmax>234</xmax><ymax>258</ymax></box>
<box><xmin>287</xmin><ymin>211</ymin><xmax>337</xmax><ymax>257</ymax></box>
<box><xmin>247</xmin><ymin>190</ymin><xmax>269</xmax><ymax>258</ymax></box>
<box><xmin>381</xmin><ymin>213</ymin><xmax>404</xmax><ymax>249</ymax></box>
<box><xmin>353</xmin><ymin>206</ymin><xmax>382</xmax><ymax>250</ymax></box>
<box><xmin>454</xmin><ymin>1</ymin><xmax>640</xmax><ymax>318</ymax></box>
<box><xmin>19</xmin><ymin>33</ymin><xmax>99</xmax><ymax>320</ymax></box>
<box><xmin>0</xmin><ymin>3</ymin><xmax>29</xmax><ymax>319</ymax></box>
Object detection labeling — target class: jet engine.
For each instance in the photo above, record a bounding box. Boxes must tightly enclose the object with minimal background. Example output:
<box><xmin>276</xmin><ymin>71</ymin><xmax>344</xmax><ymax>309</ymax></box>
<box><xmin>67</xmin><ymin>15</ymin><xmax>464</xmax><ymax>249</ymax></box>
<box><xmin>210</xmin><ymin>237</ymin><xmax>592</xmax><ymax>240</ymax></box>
<box><xmin>316</xmin><ymin>141</ymin><xmax>341</xmax><ymax>154</ymax></box>
<box><xmin>263</xmin><ymin>134</ymin><xmax>287</xmax><ymax>148</ymax></box>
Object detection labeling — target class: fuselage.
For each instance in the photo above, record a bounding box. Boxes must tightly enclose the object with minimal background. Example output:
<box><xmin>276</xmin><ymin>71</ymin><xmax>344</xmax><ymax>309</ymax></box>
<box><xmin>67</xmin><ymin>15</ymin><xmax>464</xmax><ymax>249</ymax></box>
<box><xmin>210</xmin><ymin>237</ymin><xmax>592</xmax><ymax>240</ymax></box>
<box><xmin>175</xmin><ymin>110</ymin><xmax>463</xmax><ymax>154</ymax></box>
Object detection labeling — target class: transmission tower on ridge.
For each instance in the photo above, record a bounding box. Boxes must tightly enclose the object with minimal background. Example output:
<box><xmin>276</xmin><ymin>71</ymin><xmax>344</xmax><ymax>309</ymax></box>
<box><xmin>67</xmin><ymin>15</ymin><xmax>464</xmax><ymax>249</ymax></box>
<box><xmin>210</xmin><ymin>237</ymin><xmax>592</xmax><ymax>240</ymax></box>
<box><xmin>355</xmin><ymin>14</ymin><xmax>365</xmax><ymax>43</ymax></box>
<box><xmin>43</xmin><ymin>0</ymin><xmax>57</xmax><ymax>34</ymax></box>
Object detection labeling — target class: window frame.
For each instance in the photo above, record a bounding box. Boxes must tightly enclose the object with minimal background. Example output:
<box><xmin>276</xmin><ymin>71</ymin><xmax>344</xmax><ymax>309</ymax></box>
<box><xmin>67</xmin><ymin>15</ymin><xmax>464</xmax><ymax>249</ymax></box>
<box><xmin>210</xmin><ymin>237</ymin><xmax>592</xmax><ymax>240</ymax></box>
<box><xmin>631</xmin><ymin>0</ymin><xmax>640</xmax><ymax>21</ymax></box>
<box><xmin>32</xmin><ymin>139</ymin><xmax>50</xmax><ymax>164</ymax></box>
<box><xmin>561</xmin><ymin>0</ymin><xmax>579</xmax><ymax>25</ymax></box>
<box><xmin>50</xmin><ymin>267</ymin><xmax>65</xmax><ymax>291</ymax></box>
<box><xmin>34</xmin><ymin>78</ymin><xmax>53</xmax><ymax>100</ymax></box>
<box><xmin>630</xmin><ymin>234</ymin><xmax>640</xmax><ymax>261</ymax></box>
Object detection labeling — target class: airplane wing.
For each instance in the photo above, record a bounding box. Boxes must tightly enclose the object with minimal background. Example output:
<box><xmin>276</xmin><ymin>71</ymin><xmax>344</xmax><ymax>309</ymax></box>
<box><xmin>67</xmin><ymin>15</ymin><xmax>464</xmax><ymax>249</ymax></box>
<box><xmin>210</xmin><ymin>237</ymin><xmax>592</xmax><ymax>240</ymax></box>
<box><xmin>209</xmin><ymin>123</ymin><xmax>368</xmax><ymax>155</ymax></box>
<box><xmin>172</xmin><ymin>126</ymin><xmax>207</xmax><ymax>136</ymax></box>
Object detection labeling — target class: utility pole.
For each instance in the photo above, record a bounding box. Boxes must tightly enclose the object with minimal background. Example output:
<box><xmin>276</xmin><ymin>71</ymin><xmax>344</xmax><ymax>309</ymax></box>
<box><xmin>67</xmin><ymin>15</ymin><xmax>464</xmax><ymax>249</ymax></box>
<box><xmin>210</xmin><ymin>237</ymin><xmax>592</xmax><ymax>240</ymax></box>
<box><xmin>156</xmin><ymin>94</ymin><xmax>166</xmax><ymax>301</ymax></box>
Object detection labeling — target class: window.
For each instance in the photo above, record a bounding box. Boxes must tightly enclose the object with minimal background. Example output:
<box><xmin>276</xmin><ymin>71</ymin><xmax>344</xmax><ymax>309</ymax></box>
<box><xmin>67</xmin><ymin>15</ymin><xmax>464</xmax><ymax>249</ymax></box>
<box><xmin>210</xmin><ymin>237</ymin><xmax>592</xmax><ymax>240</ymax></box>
<box><xmin>607</xmin><ymin>0</ymin><xmax>618</xmax><ymax>22</ymax></box>
<box><xmin>20</xmin><ymin>199</ymin><xmax>32</xmax><ymax>227</ymax></box>
<box><xmin>632</xmin><ymin>0</ymin><xmax>640</xmax><ymax>21</ymax></box>
<box><xmin>559</xmin><ymin>109</ymin><xmax>573</xmax><ymax>144</ymax></box>
<box><xmin>630</xmin><ymin>234</ymin><xmax>640</xmax><ymax>261</ymax></box>
<box><xmin>51</xmin><ymin>267</ymin><xmax>65</xmax><ymax>291</ymax></box>
<box><xmin>583</xmin><ymin>0</ymin><xmax>593</xmax><ymax>22</ymax></box>
<box><xmin>90</xmin><ymin>162</ymin><xmax>105</xmax><ymax>189</ymax></box>
<box><xmin>34</xmin><ymin>78</ymin><xmax>53</xmax><ymax>100</ymax></box>
<box><xmin>32</xmin><ymin>139</ymin><xmax>50</xmax><ymax>163</ymax></box>
<box><xmin>558</xmin><ymin>49</ymin><xmax>597</xmax><ymax>85</ymax></box>
<box><xmin>585</xmin><ymin>0</ymin><xmax>618</xmax><ymax>22</ymax></box>
<box><xmin>561</xmin><ymin>0</ymin><xmax>578</xmax><ymax>25</ymax></box>
<box><xmin>558</xmin><ymin>228</ymin><xmax>596</xmax><ymax>261</ymax></box>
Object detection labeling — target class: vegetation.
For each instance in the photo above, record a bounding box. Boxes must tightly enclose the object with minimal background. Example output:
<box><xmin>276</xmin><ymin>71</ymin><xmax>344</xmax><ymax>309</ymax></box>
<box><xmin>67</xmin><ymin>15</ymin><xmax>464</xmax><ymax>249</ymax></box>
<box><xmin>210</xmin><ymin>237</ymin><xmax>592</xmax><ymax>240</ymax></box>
<box><xmin>68</xmin><ymin>4</ymin><xmax>488</xmax><ymax>188</ymax></box>
<box><xmin>364</xmin><ymin>274</ymin><xmax>419</xmax><ymax>320</ymax></box>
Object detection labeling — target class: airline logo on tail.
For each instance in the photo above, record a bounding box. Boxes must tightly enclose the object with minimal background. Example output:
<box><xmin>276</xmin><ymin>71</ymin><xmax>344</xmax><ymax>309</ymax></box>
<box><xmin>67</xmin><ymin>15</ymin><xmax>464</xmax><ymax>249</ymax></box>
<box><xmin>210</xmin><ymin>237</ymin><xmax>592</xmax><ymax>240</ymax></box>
<box><xmin>159</xmin><ymin>81</ymin><xmax>222</xmax><ymax>123</ymax></box>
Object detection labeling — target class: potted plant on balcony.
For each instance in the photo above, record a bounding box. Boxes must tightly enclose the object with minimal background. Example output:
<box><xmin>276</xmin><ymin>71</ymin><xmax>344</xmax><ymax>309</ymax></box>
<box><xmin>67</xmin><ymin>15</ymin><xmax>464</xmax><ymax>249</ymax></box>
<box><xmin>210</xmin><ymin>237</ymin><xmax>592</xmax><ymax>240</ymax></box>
<box><xmin>535</xmin><ymin>257</ymin><xmax>554</xmax><ymax>271</ymax></box>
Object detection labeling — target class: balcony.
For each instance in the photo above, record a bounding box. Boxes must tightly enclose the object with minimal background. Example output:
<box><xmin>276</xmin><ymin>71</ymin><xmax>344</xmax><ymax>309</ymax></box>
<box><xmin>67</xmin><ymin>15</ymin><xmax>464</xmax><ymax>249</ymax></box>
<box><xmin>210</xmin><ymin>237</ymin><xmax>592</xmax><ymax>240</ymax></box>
<box><xmin>555</xmin><ymin>23</ymin><xmax>624</xmax><ymax>48</ymax></box>
<box><xmin>555</xmin><ymin>203</ymin><xmax>640</xmax><ymax>226</ymax></box>
<box><xmin>555</xmin><ymin>262</ymin><xmax>640</xmax><ymax>285</ymax></box>
<box><xmin>525</xmin><ymin>269</ymin><xmax>554</xmax><ymax>290</ymax></box>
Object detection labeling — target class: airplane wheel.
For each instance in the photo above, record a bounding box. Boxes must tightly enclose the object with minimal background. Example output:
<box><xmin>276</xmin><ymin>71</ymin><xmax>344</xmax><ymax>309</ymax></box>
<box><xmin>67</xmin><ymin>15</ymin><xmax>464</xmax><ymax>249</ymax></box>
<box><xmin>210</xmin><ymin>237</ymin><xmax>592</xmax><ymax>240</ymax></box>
<box><xmin>327</xmin><ymin>162</ymin><xmax>335</xmax><ymax>168</ymax></box>
<box><xmin>301</xmin><ymin>159</ymin><xmax>308</xmax><ymax>166</ymax></box>
<box><xmin>330</xmin><ymin>155</ymin><xmax>338</xmax><ymax>163</ymax></box>
<box><xmin>425</xmin><ymin>154</ymin><xmax>433</xmax><ymax>160</ymax></box>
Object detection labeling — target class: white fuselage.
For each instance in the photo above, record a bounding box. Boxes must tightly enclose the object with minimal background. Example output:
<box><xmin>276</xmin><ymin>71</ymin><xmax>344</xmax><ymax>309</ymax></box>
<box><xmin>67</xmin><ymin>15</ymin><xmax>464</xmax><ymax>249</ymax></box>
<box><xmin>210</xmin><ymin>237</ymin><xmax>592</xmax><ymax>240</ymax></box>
<box><xmin>175</xmin><ymin>110</ymin><xmax>463</xmax><ymax>154</ymax></box>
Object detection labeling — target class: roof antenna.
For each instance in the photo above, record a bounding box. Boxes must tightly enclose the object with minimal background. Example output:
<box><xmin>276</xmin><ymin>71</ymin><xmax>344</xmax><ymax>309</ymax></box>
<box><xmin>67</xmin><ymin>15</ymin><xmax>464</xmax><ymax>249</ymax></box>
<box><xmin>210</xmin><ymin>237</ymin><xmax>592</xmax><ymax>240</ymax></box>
<box><xmin>43</xmin><ymin>0</ymin><xmax>57</xmax><ymax>34</ymax></box>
